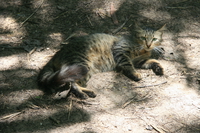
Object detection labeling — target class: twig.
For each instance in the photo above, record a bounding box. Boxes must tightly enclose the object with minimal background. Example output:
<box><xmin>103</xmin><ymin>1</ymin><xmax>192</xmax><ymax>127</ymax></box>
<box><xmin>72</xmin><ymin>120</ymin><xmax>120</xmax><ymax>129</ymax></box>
<box><xmin>27</xmin><ymin>47</ymin><xmax>36</xmax><ymax>61</ymax></box>
<box><xmin>26</xmin><ymin>102</ymin><xmax>40</xmax><ymax>109</ymax></box>
<box><xmin>0</xmin><ymin>112</ymin><xmax>23</xmax><ymax>120</ymax></box>
<box><xmin>68</xmin><ymin>99</ymin><xmax>73</xmax><ymax>120</ymax></box>
<box><xmin>110</xmin><ymin>2</ymin><xmax>118</xmax><ymax>25</ymax></box>
<box><xmin>134</xmin><ymin>81</ymin><xmax>167</xmax><ymax>88</ymax></box>
<box><xmin>87</xmin><ymin>15</ymin><xmax>93</xmax><ymax>27</ymax></box>
<box><xmin>166</xmin><ymin>6</ymin><xmax>193</xmax><ymax>9</ymax></box>
<box><xmin>61</xmin><ymin>33</ymin><xmax>76</xmax><ymax>45</ymax></box>
<box><xmin>122</xmin><ymin>99</ymin><xmax>134</xmax><ymax>109</ymax></box>
<box><xmin>20</xmin><ymin>0</ymin><xmax>44</xmax><ymax>27</ymax></box>
<box><xmin>54</xmin><ymin>8</ymin><xmax>80</xmax><ymax>20</ymax></box>
<box><xmin>150</xmin><ymin>124</ymin><xmax>166</xmax><ymax>133</ymax></box>
<box><xmin>112</xmin><ymin>18</ymin><xmax>129</xmax><ymax>34</ymax></box>
<box><xmin>54</xmin><ymin>11</ymin><xmax>68</xmax><ymax>20</ymax></box>
<box><xmin>49</xmin><ymin>116</ymin><xmax>60</xmax><ymax>124</ymax></box>
<box><xmin>63</xmin><ymin>33</ymin><xmax>76</xmax><ymax>42</ymax></box>
<box><xmin>122</xmin><ymin>93</ymin><xmax>150</xmax><ymax>109</ymax></box>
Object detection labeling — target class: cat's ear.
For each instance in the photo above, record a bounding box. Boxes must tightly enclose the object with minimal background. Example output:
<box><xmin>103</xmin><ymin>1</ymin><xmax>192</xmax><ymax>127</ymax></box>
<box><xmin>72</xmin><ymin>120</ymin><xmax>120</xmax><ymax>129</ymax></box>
<box><xmin>135</xmin><ymin>23</ymin><xmax>143</xmax><ymax>32</ymax></box>
<box><xmin>157</xmin><ymin>24</ymin><xmax>167</xmax><ymax>32</ymax></box>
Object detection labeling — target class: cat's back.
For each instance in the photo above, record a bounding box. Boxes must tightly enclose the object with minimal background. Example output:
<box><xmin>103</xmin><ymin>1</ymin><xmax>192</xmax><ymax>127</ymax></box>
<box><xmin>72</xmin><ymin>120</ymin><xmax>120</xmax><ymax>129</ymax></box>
<box><xmin>64</xmin><ymin>33</ymin><xmax>117</xmax><ymax>46</ymax></box>
<box><xmin>85</xmin><ymin>33</ymin><xmax>118</xmax><ymax>47</ymax></box>
<box><xmin>52</xmin><ymin>33</ymin><xmax>118</xmax><ymax>68</ymax></box>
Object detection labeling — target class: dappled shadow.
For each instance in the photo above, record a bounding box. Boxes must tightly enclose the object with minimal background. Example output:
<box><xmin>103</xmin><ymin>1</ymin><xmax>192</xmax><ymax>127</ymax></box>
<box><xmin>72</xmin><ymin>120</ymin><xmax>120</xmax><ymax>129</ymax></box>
<box><xmin>158</xmin><ymin>0</ymin><xmax>200</xmax><ymax>90</ymax></box>
<box><xmin>1</xmin><ymin>0</ymin><xmax>200</xmax><ymax>132</ymax></box>
<box><xmin>171</xmin><ymin>123</ymin><xmax>200</xmax><ymax>133</ymax></box>
<box><xmin>0</xmin><ymin>106</ymin><xmax>91</xmax><ymax>133</ymax></box>
<box><xmin>0</xmin><ymin>67</ymin><xmax>92</xmax><ymax>132</ymax></box>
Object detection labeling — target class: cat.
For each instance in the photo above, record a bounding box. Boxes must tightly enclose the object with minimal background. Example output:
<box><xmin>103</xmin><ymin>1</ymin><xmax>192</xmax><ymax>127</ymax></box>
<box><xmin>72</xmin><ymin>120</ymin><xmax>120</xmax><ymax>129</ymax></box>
<box><xmin>37</xmin><ymin>24</ymin><xmax>166</xmax><ymax>99</ymax></box>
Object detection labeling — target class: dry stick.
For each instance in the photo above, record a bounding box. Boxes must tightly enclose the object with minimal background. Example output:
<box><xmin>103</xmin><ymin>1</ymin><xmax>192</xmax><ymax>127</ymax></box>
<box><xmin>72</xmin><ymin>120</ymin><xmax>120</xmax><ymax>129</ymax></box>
<box><xmin>112</xmin><ymin>18</ymin><xmax>129</xmax><ymax>34</ymax></box>
<box><xmin>54</xmin><ymin>11</ymin><xmax>68</xmax><ymax>20</ymax></box>
<box><xmin>110</xmin><ymin>2</ymin><xmax>118</xmax><ymax>25</ymax></box>
<box><xmin>87</xmin><ymin>15</ymin><xmax>93</xmax><ymax>27</ymax></box>
<box><xmin>122</xmin><ymin>99</ymin><xmax>135</xmax><ymax>109</ymax></box>
<box><xmin>68</xmin><ymin>99</ymin><xmax>73</xmax><ymax>120</ymax></box>
<box><xmin>150</xmin><ymin>125</ymin><xmax>166</xmax><ymax>133</ymax></box>
<box><xmin>0</xmin><ymin>112</ymin><xmax>23</xmax><ymax>120</ymax></box>
<box><xmin>54</xmin><ymin>8</ymin><xmax>80</xmax><ymax>20</ymax></box>
<box><xmin>134</xmin><ymin>81</ymin><xmax>167</xmax><ymax>88</ymax></box>
<box><xmin>166</xmin><ymin>6</ymin><xmax>193</xmax><ymax>9</ymax></box>
<box><xmin>49</xmin><ymin>117</ymin><xmax>60</xmax><ymax>124</ymax></box>
<box><xmin>61</xmin><ymin>33</ymin><xmax>76</xmax><ymax>45</ymax></box>
<box><xmin>122</xmin><ymin>93</ymin><xmax>151</xmax><ymax>109</ymax></box>
<box><xmin>20</xmin><ymin>0</ymin><xmax>44</xmax><ymax>27</ymax></box>
<box><xmin>26</xmin><ymin>102</ymin><xmax>40</xmax><ymax>109</ymax></box>
<box><xmin>27</xmin><ymin>47</ymin><xmax>36</xmax><ymax>61</ymax></box>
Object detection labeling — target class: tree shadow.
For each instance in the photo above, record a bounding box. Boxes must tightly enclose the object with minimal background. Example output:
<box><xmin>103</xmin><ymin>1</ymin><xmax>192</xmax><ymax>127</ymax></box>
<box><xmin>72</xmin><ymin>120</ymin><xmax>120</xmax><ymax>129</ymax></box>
<box><xmin>174</xmin><ymin>123</ymin><xmax>200</xmax><ymax>133</ymax></box>
<box><xmin>158</xmin><ymin>0</ymin><xmax>200</xmax><ymax>90</ymax></box>
<box><xmin>1</xmin><ymin>0</ymin><xmax>200</xmax><ymax>132</ymax></box>
<box><xmin>0</xmin><ymin>106</ymin><xmax>91</xmax><ymax>133</ymax></box>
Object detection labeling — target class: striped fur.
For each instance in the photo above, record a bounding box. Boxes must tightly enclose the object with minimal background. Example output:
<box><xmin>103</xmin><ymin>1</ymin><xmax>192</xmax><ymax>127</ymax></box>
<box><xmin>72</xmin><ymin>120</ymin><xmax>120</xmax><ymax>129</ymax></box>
<box><xmin>38</xmin><ymin>25</ymin><xmax>166</xmax><ymax>99</ymax></box>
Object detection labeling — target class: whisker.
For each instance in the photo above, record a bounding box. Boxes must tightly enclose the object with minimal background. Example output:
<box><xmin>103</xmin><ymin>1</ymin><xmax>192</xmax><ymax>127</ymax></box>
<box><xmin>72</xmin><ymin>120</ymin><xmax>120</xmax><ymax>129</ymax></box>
<box><xmin>154</xmin><ymin>47</ymin><xmax>165</xmax><ymax>55</ymax></box>
<box><xmin>151</xmin><ymin>47</ymin><xmax>165</xmax><ymax>59</ymax></box>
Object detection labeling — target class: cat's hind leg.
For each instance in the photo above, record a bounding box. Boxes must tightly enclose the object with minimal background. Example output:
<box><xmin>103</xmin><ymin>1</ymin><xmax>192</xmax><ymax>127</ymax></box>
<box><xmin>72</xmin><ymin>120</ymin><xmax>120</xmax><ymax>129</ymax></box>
<box><xmin>71</xmin><ymin>82</ymin><xmax>96</xmax><ymax>99</ymax></box>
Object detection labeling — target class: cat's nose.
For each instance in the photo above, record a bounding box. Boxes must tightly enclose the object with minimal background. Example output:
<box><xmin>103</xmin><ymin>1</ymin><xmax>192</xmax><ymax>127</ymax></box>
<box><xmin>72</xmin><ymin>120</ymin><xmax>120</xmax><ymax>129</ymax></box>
<box><xmin>147</xmin><ymin>44</ymin><xmax>151</xmax><ymax>48</ymax></box>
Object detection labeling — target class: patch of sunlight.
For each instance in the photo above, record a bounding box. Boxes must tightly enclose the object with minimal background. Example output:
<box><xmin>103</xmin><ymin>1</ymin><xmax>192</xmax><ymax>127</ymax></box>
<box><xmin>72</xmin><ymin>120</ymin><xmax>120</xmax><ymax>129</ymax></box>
<box><xmin>45</xmin><ymin>32</ymin><xmax>64</xmax><ymax>48</ymax></box>
<box><xmin>92</xmin><ymin>0</ymin><xmax>125</xmax><ymax>18</ymax></box>
<box><xmin>49</xmin><ymin>33</ymin><xmax>63</xmax><ymax>42</ymax></box>
<box><xmin>0</xmin><ymin>15</ymin><xmax>25</xmax><ymax>43</ymax></box>
<box><xmin>153</xmin><ymin>83</ymin><xmax>200</xmax><ymax>116</ymax></box>
<box><xmin>0</xmin><ymin>55</ymin><xmax>19</xmax><ymax>70</ymax></box>
<box><xmin>0</xmin><ymin>16</ymin><xmax>22</xmax><ymax>33</ymax></box>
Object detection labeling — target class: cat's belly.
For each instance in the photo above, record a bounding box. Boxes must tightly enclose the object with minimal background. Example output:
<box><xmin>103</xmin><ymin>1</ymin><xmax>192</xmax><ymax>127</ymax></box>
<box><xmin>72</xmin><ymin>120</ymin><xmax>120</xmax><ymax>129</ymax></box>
<box><xmin>87</xmin><ymin>52</ymin><xmax>116</xmax><ymax>74</ymax></box>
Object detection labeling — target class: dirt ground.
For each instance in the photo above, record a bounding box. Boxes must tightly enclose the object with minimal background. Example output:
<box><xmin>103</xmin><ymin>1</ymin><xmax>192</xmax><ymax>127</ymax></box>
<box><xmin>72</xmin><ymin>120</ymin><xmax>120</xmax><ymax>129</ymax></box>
<box><xmin>1</xmin><ymin>0</ymin><xmax>200</xmax><ymax>133</ymax></box>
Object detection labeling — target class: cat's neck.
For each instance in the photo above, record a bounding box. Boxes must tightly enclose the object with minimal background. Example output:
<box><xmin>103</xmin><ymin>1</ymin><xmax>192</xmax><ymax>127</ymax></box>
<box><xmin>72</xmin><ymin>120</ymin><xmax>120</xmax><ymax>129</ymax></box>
<box><xmin>138</xmin><ymin>49</ymin><xmax>151</xmax><ymax>56</ymax></box>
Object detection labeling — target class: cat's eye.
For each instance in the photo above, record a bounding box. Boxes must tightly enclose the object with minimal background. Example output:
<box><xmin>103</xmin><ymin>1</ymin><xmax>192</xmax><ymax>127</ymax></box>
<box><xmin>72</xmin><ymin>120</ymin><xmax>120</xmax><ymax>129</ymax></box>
<box><xmin>152</xmin><ymin>38</ymin><xmax>157</xmax><ymax>41</ymax></box>
<box><xmin>140</xmin><ymin>37</ymin><xmax>146</xmax><ymax>40</ymax></box>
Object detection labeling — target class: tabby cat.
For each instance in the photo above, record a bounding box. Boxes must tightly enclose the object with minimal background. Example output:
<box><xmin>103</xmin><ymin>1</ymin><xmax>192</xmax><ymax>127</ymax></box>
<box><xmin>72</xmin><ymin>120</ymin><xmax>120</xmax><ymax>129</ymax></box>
<box><xmin>38</xmin><ymin>24</ymin><xmax>166</xmax><ymax>99</ymax></box>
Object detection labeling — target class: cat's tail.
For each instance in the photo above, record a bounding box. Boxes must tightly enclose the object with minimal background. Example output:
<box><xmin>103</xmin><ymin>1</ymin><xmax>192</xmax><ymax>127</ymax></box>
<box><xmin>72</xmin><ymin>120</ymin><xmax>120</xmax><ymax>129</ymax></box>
<box><xmin>38</xmin><ymin>64</ymin><xmax>88</xmax><ymax>93</ymax></box>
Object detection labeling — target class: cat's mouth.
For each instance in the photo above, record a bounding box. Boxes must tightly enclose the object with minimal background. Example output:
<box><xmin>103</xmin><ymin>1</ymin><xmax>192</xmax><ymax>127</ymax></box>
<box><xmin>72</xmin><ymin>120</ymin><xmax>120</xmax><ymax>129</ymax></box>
<box><xmin>144</xmin><ymin>47</ymin><xmax>153</xmax><ymax>51</ymax></box>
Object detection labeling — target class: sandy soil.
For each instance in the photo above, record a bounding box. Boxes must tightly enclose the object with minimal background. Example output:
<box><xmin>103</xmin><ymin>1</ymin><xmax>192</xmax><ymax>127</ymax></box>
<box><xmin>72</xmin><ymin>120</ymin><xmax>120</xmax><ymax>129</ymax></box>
<box><xmin>1</xmin><ymin>0</ymin><xmax>200</xmax><ymax>133</ymax></box>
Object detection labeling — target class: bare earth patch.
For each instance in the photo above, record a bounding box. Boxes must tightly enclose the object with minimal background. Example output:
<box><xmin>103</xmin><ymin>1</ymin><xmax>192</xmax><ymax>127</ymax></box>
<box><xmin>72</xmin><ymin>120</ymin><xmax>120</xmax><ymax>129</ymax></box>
<box><xmin>1</xmin><ymin>0</ymin><xmax>200</xmax><ymax>133</ymax></box>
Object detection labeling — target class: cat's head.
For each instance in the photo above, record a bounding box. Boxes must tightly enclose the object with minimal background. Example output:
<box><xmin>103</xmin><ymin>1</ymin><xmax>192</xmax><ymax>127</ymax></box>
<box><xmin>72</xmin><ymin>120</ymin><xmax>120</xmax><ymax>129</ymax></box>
<box><xmin>135</xmin><ymin>24</ymin><xmax>166</xmax><ymax>51</ymax></box>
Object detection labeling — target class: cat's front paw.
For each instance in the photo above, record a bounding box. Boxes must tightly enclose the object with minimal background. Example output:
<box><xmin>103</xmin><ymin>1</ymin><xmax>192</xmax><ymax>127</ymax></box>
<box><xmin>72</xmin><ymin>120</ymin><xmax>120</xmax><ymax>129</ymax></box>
<box><xmin>151</xmin><ymin>63</ymin><xmax>164</xmax><ymax>75</ymax></box>
<box><xmin>85</xmin><ymin>91</ymin><xmax>96</xmax><ymax>98</ymax></box>
<box><xmin>125</xmin><ymin>72</ymin><xmax>142</xmax><ymax>81</ymax></box>
<box><xmin>133</xmin><ymin>72</ymin><xmax>142</xmax><ymax>81</ymax></box>
<box><xmin>78</xmin><ymin>92</ymin><xmax>89</xmax><ymax>99</ymax></box>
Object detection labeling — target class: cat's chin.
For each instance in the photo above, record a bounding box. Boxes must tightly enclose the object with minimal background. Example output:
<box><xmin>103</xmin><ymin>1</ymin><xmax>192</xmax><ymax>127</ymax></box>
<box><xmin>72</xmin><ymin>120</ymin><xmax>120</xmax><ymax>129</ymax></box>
<box><xmin>144</xmin><ymin>48</ymin><xmax>153</xmax><ymax>51</ymax></box>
